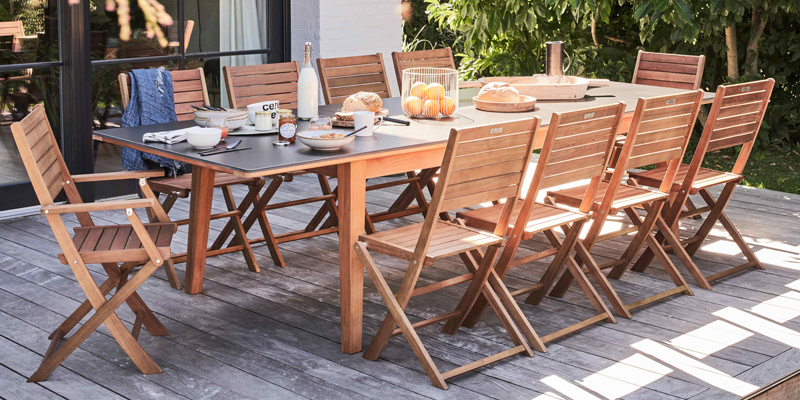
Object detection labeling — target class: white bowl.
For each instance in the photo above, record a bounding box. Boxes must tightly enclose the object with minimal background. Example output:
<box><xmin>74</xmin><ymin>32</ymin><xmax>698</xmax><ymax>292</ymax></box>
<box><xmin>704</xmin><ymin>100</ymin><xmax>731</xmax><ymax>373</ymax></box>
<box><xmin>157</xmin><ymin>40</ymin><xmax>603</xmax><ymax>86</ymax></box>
<box><xmin>194</xmin><ymin>114</ymin><xmax>248</xmax><ymax>130</ymax></box>
<box><xmin>186</xmin><ymin>127</ymin><xmax>222</xmax><ymax>149</ymax></box>
<box><xmin>192</xmin><ymin>108</ymin><xmax>249</xmax><ymax>121</ymax></box>
<box><xmin>297</xmin><ymin>129</ymin><xmax>355</xmax><ymax>151</ymax></box>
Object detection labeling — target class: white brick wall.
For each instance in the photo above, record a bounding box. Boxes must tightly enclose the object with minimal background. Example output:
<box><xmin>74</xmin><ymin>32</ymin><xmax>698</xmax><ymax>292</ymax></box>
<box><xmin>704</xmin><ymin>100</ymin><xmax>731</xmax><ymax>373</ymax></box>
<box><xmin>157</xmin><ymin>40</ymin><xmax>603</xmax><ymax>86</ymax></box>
<box><xmin>290</xmin><ymin>0</ymin><xmax>403</xmax><ymax>98</ymax></box>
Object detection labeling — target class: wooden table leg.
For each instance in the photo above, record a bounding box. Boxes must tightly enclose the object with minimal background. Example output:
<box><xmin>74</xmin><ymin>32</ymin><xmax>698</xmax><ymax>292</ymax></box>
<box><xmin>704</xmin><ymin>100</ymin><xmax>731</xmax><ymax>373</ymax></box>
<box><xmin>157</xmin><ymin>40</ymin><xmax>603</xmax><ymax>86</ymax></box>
<box><xmin>338</xmin><ymin>161</ymin><xmax>366</xmax><ymax>354</ymax></box>
<box><xmin>184</xmin><ymin>166</ymin><xmax>215</xmax><ymax>294</ymax></box>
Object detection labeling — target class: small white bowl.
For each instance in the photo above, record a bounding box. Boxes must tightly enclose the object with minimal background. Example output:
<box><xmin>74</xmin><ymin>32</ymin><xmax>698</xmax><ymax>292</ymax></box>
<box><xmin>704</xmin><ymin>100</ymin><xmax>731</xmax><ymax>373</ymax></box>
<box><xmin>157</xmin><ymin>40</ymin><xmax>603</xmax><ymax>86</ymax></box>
<box><xmin>186</xmin><ymin>127</ymin><xmax>222</xmax><ymax>149</ymax></box>
<box><xmin>297</xmin><ymin>129</ymin><xmax>355</xmax><ymax>151</ymax></box>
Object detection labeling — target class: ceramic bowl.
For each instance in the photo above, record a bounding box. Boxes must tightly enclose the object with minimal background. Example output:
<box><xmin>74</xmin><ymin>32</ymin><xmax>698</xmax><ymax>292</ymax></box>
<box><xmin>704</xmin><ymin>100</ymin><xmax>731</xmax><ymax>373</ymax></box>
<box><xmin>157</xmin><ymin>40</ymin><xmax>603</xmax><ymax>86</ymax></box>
<box><xmin>186</xmin><ymin>127</ymin><xmax>222</xmax><ymax>149</ymax></box>
<box><xmin>192</xmin><ymin>108</ymin><xmax>249</xmax><ymax>121</ymax></box>
<box><xmin>194</xmin><ymin>113</ymin><xmax>249</xmax><ymax>130</ymax></box>
<box><xmin>296</xmin><ymin>129</ymin><xmax>355</xmax><ymax>151</ymax></box>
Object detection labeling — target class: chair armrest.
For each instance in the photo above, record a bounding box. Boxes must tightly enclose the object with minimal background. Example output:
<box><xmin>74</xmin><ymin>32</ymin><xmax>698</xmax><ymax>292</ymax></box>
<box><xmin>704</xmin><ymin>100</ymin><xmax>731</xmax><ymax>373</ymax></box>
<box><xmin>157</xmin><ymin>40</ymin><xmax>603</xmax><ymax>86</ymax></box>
<box><xmin>42</xmin><ymin>198</ymin><xmax>155</xmax><ymax>214</ymax></box>
<box><xmin>71</xmin><ymin>169</ymin><xmax>165</xmax><ymax>183</ymax></box>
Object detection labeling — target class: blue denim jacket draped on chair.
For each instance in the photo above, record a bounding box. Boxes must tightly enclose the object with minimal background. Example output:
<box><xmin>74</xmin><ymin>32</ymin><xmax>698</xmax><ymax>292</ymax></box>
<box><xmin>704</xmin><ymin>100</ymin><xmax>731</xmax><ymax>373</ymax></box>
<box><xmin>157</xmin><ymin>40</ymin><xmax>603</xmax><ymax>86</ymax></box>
<box><xmin>120</xmin><ymin>67</ymin><xmax>186</xmax><ymax>177</ymax></box>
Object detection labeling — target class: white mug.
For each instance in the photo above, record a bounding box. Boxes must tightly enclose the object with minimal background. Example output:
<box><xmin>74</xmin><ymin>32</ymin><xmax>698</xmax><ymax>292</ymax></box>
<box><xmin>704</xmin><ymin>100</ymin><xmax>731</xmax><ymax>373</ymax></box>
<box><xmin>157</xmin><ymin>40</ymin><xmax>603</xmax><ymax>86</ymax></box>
<box><xmin>247</xmin><ymin>100</ymin><xmax>280</xmax><ymax>126</ymax></box>
<box><xmin>353</xmin><ymin>111</ymin><xmax>382</xmax><ymax>137</ymax></box>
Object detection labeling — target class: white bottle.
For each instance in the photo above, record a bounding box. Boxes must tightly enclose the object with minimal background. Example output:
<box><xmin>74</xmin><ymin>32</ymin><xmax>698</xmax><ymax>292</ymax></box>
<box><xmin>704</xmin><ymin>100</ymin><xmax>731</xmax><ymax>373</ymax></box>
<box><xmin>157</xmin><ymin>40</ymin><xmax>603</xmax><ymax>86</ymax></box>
<box><xmin>297</xmin><ymin>42</ymin><xmax>319</xmax><ymax>120</ymax></box>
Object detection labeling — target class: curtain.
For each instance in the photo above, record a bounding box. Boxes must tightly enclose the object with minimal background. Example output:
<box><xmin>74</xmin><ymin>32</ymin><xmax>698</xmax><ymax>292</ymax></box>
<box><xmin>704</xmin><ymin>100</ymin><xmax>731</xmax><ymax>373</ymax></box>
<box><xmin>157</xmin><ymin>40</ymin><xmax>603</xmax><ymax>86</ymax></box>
<box><xmin>219</xmin><ymin>0</ymin><xmax>268</xmax><ymax>108</ymax></box>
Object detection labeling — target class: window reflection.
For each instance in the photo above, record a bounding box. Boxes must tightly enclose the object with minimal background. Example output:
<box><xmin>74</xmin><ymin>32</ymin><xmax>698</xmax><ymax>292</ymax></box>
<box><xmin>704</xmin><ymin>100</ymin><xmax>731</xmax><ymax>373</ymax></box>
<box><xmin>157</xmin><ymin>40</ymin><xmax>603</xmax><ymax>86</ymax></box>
<box><xmin>0</xmin><ymin>0</ymin><xmax>59</xmax><ymax>64</ymax></box>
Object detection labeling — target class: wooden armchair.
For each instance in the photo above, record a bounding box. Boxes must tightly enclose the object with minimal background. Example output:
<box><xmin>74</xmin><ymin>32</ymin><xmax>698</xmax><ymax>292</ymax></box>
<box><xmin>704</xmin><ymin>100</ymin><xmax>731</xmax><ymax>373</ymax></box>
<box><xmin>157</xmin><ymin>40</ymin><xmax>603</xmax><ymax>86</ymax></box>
<box><xmin>11</xmin><ymin>105</ymin><xmax>175</xmax><ymax>381</ymax></box>
<box><xmin>317</xmin><ymin>53</ymin><xmax>434</xmax><ymax>232</ymax></box>
<box><xmin>119</xmin><ymin>68</ymin><xmax>265</xmax><ymax>275</ymax></box>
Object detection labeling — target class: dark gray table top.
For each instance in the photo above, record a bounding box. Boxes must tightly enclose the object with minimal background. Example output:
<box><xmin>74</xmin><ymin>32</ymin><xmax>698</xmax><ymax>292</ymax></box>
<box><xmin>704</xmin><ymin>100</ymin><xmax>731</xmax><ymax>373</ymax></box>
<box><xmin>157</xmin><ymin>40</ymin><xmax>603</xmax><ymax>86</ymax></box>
<box><xmin>94</xmin><ymin>82</ymin><xmax>714</xmax><ymax>176</ymax></box>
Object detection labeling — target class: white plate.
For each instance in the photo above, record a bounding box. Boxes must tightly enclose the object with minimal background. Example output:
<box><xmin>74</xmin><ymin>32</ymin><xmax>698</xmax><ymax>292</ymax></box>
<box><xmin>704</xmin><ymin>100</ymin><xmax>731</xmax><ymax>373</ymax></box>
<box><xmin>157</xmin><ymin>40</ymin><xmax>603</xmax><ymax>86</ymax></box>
<box><xmin>231</xmin><ymin>124</ymin><xmax>279</xmax><ymax>135</ymax></box>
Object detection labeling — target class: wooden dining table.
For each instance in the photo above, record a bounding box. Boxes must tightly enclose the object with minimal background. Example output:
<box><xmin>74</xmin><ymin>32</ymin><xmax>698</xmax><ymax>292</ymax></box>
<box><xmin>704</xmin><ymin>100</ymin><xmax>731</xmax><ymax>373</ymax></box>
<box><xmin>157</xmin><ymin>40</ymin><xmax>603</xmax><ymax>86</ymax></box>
<box><xmin>94</xmin><ymin>81</ymin><xmax>715</xmax><ymax>354</ymax></box>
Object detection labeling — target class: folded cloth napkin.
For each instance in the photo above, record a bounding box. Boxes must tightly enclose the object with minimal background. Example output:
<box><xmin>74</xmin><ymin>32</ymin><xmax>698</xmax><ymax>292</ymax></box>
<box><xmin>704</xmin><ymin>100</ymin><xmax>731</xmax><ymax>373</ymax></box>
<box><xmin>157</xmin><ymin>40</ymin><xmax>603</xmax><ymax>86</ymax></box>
<box><xmin>121</xmin><ymin>67</ymin><xmax>186</xmax><ymax>177</ymax></box>
<box><xmin>143</xmin><ymin>128</ymin><xmax>188</xmax><ymax>144</ymax></box>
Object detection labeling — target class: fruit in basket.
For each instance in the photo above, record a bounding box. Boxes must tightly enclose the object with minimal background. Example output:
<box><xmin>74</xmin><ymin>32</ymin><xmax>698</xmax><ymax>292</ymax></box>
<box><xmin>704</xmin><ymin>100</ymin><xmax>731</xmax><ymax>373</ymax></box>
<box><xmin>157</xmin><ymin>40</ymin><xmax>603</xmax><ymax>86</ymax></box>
<box><xmin>423</xmin><ymin>99</ymin><xmax>441</xmax><ymax>118</ymax></box>
<box><xmin>424</xmin><ymin>83</ymin><xmax>445</xmax><ymax>100</ymax></box>
<box><xmin>403</xmin><ymin>96</ymin><xmax>424</xmax><ymax>116</ymax></box>
<box><xmin>410</xmin><ymin>81</ymin><xmax>427</xmax><ymax>98</ymax></box>
<box><xmin>439</xmin><ymin>96</ymin><xmax>456</xmax><ymax>116</ymax></box>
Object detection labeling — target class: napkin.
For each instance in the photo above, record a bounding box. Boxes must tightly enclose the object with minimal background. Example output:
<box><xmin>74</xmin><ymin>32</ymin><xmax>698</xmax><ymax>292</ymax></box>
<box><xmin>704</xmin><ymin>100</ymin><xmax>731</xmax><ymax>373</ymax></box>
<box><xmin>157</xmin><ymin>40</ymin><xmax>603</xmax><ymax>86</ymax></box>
<box><xmin>143</xmin><ymin>128</ymin><xmax>188</xmax><ymax>144</ymax></box>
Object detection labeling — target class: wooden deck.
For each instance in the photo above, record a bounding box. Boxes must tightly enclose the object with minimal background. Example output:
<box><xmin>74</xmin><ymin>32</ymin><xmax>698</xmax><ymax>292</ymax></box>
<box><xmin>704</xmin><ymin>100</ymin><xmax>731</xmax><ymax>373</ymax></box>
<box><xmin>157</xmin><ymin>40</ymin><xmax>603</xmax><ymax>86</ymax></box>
<box><xmin>1</xmin><ymin>168</ymin><xmax>799</xmax><ymax>400</ymax></box>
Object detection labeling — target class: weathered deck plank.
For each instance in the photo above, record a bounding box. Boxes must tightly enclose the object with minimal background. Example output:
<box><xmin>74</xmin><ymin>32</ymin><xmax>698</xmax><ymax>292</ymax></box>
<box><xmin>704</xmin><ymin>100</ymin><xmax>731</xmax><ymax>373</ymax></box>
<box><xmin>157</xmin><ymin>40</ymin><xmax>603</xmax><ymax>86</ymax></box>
<box><xmin>0</xmin><ymin>171</ymin><xmax>798</xmax><ymax>399</ymax></box>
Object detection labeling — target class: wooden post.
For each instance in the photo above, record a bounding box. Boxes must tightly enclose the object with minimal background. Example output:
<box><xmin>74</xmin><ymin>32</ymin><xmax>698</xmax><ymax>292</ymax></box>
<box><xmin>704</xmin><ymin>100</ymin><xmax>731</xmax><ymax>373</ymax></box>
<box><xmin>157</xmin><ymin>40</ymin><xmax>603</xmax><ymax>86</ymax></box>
<box><xmin>338</xmin><ymin>160</ymin><xmax>366</xmax><ymax>353</ymax></box>
<box><xmin>184</xmin><ymin>166</ymin><xmax>215</xmax><ymax>294</ymax></box>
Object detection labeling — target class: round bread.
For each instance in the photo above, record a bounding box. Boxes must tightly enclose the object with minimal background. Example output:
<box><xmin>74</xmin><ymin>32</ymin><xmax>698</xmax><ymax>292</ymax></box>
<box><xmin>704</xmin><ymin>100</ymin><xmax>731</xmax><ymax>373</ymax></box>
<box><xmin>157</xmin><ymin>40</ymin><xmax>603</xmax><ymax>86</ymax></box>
<box><xmin>342</xmin><ymin>91</ymin><xmax>383</xmax><ymax>113</ymax></box>
<box><xmin>477</xmin><ymin>82</ymin><xmax>521</xmax><ymax>102</ymax></box>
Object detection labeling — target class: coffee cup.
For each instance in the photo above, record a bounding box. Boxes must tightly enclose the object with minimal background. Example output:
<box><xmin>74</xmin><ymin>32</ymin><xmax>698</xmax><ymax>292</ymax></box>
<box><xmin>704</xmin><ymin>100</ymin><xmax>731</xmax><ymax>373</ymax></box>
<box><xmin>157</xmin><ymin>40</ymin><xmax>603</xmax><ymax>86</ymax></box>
<box><xmin>247</xmin><ymin>100</ymin><xmax>280</xmax><ymax>126</ymax></box>
<box><xmin>353</xmin><ymin>111</ymin><xmax>382</xmax><ymax>137</ymax></box>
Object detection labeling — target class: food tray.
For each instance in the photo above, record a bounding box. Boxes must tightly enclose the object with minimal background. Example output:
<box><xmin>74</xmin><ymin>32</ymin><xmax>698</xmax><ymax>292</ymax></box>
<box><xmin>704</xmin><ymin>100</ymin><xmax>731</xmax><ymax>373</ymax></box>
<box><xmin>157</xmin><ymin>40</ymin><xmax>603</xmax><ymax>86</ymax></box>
<box><xmin>478</xmin><ymin>76</ymin><xmax>609</xmax><ymax>100</ymax></box>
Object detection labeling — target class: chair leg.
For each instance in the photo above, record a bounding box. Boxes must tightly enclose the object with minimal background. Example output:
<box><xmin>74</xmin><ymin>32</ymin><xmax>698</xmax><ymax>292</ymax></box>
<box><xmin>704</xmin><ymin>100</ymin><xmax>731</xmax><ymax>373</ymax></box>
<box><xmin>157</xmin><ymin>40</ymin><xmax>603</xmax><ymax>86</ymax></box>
<box><xmin>255</xmin><ymin>201</ymin><xmax>285</xmax><ymax>268</ymax></box>
<box><xmin>607</xmin><ymin>203</ymin><xmax>665</xmax><ymax>279</ymax></box>
<box><xmin>574</xmin><ymin>240</ymin><xmax>631</xmax><ymax>319</ymax></box>
<box><xmin>696</xmin><ymin>187</ymin><xmax>764</xmax><ymax>269</ymax></box>
<box><xmin>211</xmin><ymin>180</ymin><xmax>263</xmax><ymax>251</ymax></box>
<box><xmin>29</xmin><ymin>261</ymin><xmax>162</xmax><ymax>382</ymax></box>
<box><xmin>101</xmin><ymin>262</ymin><xmax>169</xmax><ymax>336</ymax></box>
<box><xmin>354</xmin><ymin>242</ymin><xmax>447</xmax><ymax>389</ymax></box>
<box><xmin>524</xmin><ymin>226</ymin><xmax>582</xmax><ymax>305</ymax></box>
<box><xmin>221</xmin><ymin>186</ymin><xmax>260</xmax><ymax>273</ymax></box>
<box><xmin>654</xmin><ymin>215</ymin><xmax>712</xmax><ymax>290</ymax></box>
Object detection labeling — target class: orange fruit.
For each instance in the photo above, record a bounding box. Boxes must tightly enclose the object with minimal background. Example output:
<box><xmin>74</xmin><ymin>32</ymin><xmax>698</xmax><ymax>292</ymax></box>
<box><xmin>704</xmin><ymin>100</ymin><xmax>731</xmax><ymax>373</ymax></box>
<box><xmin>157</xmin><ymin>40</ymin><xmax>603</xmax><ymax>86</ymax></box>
<box><xmin>423</xmin><ymin>99</ymin><xmax>441</xmax><ymax>118</ymax></box>
<box><xmin>424</xmin><ymin>83</ymin><xmax>445</xmax><ymax>100</ymax></box>
<box><xmin>403</xmin><ymin>96</ymin><xmax>424</xmax><ymax>117</ymax></box>
<box><xmin>439</xmin><ymin>96</ymin><xmax>456</xmax><ymax>116</ymax></box>
<box><xmin>410</xmin><ymin>81</ymin><xmax>427</xmax><ymax>98</ymax></box>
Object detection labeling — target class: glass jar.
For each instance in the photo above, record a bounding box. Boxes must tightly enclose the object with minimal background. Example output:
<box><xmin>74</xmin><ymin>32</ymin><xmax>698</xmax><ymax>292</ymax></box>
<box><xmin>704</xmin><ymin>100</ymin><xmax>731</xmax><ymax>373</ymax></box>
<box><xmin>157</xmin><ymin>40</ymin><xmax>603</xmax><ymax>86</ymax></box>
<box><xmin>277</xmin><ymin>109</ymin><xmax>296</xmax><ymax>143</ymax></box>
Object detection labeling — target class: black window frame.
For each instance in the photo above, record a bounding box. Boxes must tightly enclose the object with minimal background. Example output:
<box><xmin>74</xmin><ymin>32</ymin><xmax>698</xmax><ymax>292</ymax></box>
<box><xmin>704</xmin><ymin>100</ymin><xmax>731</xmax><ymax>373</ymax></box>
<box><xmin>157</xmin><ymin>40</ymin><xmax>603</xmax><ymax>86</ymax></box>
<box><xmin>0</xmin><ymin>0</ymin><xmax>290</xmax><ymax>210</ymax></box>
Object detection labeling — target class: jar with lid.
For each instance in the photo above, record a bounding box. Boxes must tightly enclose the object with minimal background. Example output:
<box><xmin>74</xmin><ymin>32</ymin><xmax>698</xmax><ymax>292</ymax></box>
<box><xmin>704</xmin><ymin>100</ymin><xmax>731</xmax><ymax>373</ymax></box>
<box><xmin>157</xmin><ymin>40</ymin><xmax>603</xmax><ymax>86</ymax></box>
<box><xmin>277</xmin><ymin>109</ymin><xmax>296</xmax><ymax>143</ymax></box>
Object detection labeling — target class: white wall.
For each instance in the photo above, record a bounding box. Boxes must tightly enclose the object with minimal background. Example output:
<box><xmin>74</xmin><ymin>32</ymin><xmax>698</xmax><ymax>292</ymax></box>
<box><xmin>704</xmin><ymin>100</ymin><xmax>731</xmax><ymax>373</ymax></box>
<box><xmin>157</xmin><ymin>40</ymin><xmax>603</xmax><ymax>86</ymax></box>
<box><xmin>290</xmin><ymin>0</ymin><xmax>403</xmax><ymax>98</ymax></box>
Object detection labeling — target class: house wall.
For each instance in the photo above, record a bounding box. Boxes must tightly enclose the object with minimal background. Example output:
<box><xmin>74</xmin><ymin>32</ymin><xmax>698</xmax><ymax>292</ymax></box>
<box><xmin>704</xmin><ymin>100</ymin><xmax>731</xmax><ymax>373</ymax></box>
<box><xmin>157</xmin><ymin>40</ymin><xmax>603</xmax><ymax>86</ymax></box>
<box><xmin>290</xmin><ymin>0</ymin><xmax>403</xmax><ymax>97</ymax></box>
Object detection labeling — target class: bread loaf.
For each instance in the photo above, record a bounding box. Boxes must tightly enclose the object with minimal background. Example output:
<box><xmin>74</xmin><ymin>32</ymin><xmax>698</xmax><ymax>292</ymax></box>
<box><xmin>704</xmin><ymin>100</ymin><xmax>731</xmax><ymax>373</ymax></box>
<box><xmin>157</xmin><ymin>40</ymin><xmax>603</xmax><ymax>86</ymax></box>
<box><xmin>477</xmin><ymin>82</ymin><xmax>520</xmax><ymax>102</ymax></box>
<box><xmin>342</xmin><ymin>92</ymin><xmax>383</xmax><ymax>112</ymax></box>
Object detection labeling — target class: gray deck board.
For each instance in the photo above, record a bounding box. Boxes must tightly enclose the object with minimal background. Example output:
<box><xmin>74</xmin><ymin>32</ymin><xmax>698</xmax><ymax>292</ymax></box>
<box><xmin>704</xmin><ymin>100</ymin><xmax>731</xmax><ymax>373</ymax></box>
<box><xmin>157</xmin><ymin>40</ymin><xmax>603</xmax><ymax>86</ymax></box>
<box><xmin>1</xmin><ymin>171</ymin><xmax>799</xmax><ymax>399</ymax></box>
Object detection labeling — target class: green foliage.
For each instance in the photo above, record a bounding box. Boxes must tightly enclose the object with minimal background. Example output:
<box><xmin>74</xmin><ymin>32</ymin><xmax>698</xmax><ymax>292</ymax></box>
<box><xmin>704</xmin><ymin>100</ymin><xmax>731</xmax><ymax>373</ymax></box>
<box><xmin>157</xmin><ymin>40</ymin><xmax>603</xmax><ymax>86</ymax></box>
<box><xmin>417</xmin><ymin>0</ymin><xmax>800</xmax><ymax>146</ymax></box>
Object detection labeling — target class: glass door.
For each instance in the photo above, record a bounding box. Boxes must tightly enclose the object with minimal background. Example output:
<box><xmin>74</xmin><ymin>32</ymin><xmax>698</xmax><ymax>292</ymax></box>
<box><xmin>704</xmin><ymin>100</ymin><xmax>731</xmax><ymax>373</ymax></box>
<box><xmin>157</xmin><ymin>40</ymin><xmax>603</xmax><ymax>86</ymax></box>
<box><xmin>0</xmin><ymin>0</ymin><xmax>63</xmax><ymax>211</ymax></box>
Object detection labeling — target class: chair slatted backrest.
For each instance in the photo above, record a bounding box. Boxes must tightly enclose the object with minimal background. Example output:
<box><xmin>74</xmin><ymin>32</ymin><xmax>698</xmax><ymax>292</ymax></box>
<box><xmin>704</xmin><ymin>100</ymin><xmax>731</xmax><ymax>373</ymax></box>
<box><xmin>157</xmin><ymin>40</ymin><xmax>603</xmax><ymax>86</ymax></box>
<box><xmin>0</xmin><ymin>20</ymin><xmax>23</xmax><ymax>52</ymax></box>
<box><xmin>317</xmin><ymin>53</ymin><xmax>393</xmax><ymax>105</ymax></box>
<box><xmin>632</xmin><ymin>51</ymin><xmax>706</xmax><ymax>90</ymax></box>
<box><xmin>619</xmin><ymin>90</ymin><xmax>704</xmax><ymax>193</ymax></box>
<box><xmin>10</xmin><ymin>105</ymin><xmax>74</xmax><ymax>206</ymax></box>
<box><xmin>223</xmin><ymin>61</ymin><xmax>301</xmax><ymax>109</ymax></box>
<box><xmin>410</xmin><ymin>118</ymin><xmax>540</xmax><ymax>261</ymax></box>
<box><xmin>391</xmin><ymin>48</ymin><xmax>456</xmax><ymax>89</ymax></box>
<box><xmin>119</xmin><ymin>68</ymin><xmax>210</xmax><ymax>121</ymax></box>
<box><xmin>702</xmin><ymin>79</ymin><xmax>775</xmax><ymax>158</ymax></box>
<box><xmin>530</xmin><ymin>103</ymin><xmax>626</xmax><ymax>213</ymax></box>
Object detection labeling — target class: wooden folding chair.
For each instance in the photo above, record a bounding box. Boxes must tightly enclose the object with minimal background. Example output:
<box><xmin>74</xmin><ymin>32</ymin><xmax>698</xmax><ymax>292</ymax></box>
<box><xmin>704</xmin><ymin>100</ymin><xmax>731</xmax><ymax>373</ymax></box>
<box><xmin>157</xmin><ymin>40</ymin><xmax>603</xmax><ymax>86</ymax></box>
<box><xmin>119</xmin><ymin>68</ymin><xmax>264</xmax><ymax>275</ymax></box>
<box><xmin>220</xmin><ymin>62</ymin><xmax>340</xmax><ymax>267</ymax></box>
<box><xmin>547</xmin><ymin>90</ymin><xmax>704</xmax><ymax>315</ymax></box>
<box><xmin>317</xmin><ymin>53</ymin><xmax>433</xmax><ymax>232</ymax></box>
<box><xmin>456</xmin><ymin>103</ymin><xmax>626</xmax><ymax>342</ymax></box>
<box><xmin>355</xmin><ymin>118</ymin><xmax>544</xmax><ymax>389</ymax></box>
<box><xmin>632</xmin><ymin>51</ymin><xmax>706</xmax><ymax>90</ymax></box>
<box><xmin>12</xmin><ymin>105</ymin><xmax>175</xmax><ymax>382</ymax></box>
<box><xmin>391</xmin><ymin>47</ymin><xmax>482</xmax><ymax>90</ymax></box>
<box><xmin>629</xmin><ymin>79</ymin><xmax>775</xmax><ymax>286</ymax></box>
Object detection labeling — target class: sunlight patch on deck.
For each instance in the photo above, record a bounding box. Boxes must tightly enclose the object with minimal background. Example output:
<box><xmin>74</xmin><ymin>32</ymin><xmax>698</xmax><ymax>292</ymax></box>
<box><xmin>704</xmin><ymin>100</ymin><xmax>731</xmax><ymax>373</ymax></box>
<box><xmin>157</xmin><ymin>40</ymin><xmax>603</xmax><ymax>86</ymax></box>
<box><xmin>575</xmin><ymin>353</ymin><xmax>672</xmax><ymax>399</ymax></box>
<box><xmin>631</xmin><ymin>339</ymin><xmax>759</xmax><ymax>396</ymax></box>
<box><xmin>715</xmin><ymin>307</ymin><xmax>800</xmax><ymax>348</ymax></box>
<box><xmin>541</xmin><ymin>375</ymin><xmax>601</xmax><ymax>400</ymax></box>
<box><xmin>667</xmin><ymin>320</ymin><xmax>754</xmax><ymax>358</ymax></box>
<box><xmin>750</xmin><ymin>291</ymin><xmax>800</xmax><ymax>323</ymax></box>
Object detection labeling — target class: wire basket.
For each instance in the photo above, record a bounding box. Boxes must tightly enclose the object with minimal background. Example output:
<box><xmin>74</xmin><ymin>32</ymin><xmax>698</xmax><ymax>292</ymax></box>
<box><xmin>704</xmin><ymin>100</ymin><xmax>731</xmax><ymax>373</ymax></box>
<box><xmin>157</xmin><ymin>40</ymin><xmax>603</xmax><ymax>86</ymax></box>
<box><xmin>401</xmin><ymin>67</ymin><xmax>458</xmax><ymax>119</ymax></box>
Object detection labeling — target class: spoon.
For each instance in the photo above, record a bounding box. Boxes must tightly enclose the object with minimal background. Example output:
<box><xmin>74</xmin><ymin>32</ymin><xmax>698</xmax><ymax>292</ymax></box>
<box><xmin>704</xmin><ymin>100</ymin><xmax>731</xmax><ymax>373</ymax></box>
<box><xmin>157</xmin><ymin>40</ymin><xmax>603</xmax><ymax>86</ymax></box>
<box><xmin>344</xmin><ymin>125</ymin><xmax>367</xmax><ymax>138</ymax></box>
<box><xmin>199</xmin><ymin>139</ymin><xmax>241</xmax><ymax>155</ymax></box>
